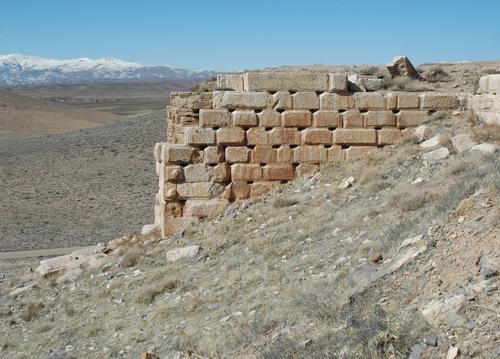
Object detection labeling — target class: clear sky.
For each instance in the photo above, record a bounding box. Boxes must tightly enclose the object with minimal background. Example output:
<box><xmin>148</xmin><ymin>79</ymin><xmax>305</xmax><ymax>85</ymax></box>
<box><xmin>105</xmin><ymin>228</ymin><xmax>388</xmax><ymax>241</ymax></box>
<box><xmin>1</xmin><ymin>0</ymin><xmax>499</xmax><ymax>71</ymax></box>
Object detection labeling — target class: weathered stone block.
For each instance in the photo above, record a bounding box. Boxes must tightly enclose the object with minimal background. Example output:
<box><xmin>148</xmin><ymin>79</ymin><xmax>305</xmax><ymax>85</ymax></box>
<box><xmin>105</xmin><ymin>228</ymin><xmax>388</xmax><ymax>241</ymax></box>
<box><xmin>227</xmin><ymin>180</ymin><xmax>251</xmax><ymax>199</ymax></box>
<box><xmin>247</xmin><ymin>127</ymin><xmax>269</xmax><ymax>145</ymax></box>
<box><xmin>216</xmin><ymin>127</ymin><xmax>246</xmax><ymax>145</ymax></box>
<box><xmin>250</xmin><ymin>181</ymin><xmax>280</xmax><ymax>197</ymax></box>
<box><xmin>277</xmin><ymin>145</ymin><xmax>293</xmax><ymax>163</ymax></box>
<box><xmin>213</xmin><ymin>91</ymin><xmax>272</xmax><ymax>109</ymax></box>
<box><xmin>377</xmin><ymin>128</ymin><xmax>402</xmax><ymax>145</ymax></box>
<box><xmin>334</xmin><ymin>129</ymin><xmax>377</xmax><ymax>145</ymax></box>
<box><xmin>162</xmin><ymin>165</ymin><xmax>184</xmax><ymax>182</ymax></box>
<box><xmin>421</xmin><ymin>93</ymin><xmax>460</xmax><ymax>110</ymax></box>
<box><xmin>477</xmin><ymin>74</ymin><xmax>500</xmax><ymax>94</ymax></box>
<box><xmin>320</xmin><ymin>93</ymin><xmax>355</xmax><ymax>110</ymax></box>
<box><xmin>269</xmin><ymin>128</ymin><xmax>301</xmax><ymax>145</ymax></box>
<box><xmin>185</xmin><ymin>127</ymin><xmax>216</xmax><ymax>145</ymax></box>
<box><xmin>213</xmin><ymin>163</ymin><xmax>230</xmax><ymax>182</ymax></box>
<box><xmin>327</xmin><ymin>145</ymin><xmax>344</xmax><ymax>161</ymax></box>
<box><xmin>293</xmin><ymin>145</ymin><xmax>327</xmax><ymax>163</ymax></box>
<box><xmin>252</xmin><ymin>145</ymin><xmax>276</xmax><ymax>164</ymax></box>
<box><xmin>161</xmin><ymin>145</ymin><xmax>197</xmax><ymax>164</ymax></box>
<box><xmin>183</xmin><ymin>164</ymin><xmax>214</xmax><ymax>182</ymax></box>
<box><xmin>301</xmin><ymin>128</ymin><xmax>333</xmax><ymax>144</ymax></box>
<box><xmin>397</xmin><ymin>111</ymin><xmax>428</xmax><ymax>128</ymax></box>
<box><xmin>296</xmin><ymin>163</ymin><xmax>320</xmax><ymax>177</ymax></box>
<box><xmin>179</xmin><ymin>115</ymin><xmax>199</xmax><ymax>126</ymax></box>
<box><xmin>451</xmin><ymin>134</ymin><xmax>476</xmax><ymax>154</ymax></box>
<box><xmin>282</xmin><ymin>110</ymin><xmax>312</xmax><ymax>127</ymax></box>
<box><xmin>225</xmin><ymin>147</ymin><xmax>251</xmax><ymax>163</ymax></box>
<box><xmin>232</xmin><ymin>110</ymin><xmax>258</xmax><ymax>127</ymax></box>
<box><xmin>217</xmin><ymin>74</ymin><xmax>244</xmax><ymax>91</ymax></box>
<box><xmin>386</xmin><ymin>56</ymin><xmax>420</xmax><ymax>79</ymax></box>
<box><xmin>385</xmin><ymin>92</ymin><xmax>398</xmax><ymax>110</ymax></box>
<box><xmin>293</xmin><ymin>92</ymin><xmax>319</xmax><ymax>110</ymax></box>
<box><xmin>243</xmin><ymin>72</ymin><xmax>328</xmax><ymax>92</ymax></box>
<box><xmin>204</xmin><ymin>146</ymin><xmax>224</xmax><ymax>164</ymax></box>
<box><xmin>162</xmin><ymin>182</ymin><xmax>178</xmax><ymax>199</ymax></box>
<box><xmin>184</xmin><ymin>199</ymin><xmax>229</xmax><ymax>218</ymax></box>
<box><xmin>272</xmin><ymin>91</ymin><xmax>293</xmax><ymax>110</ymax></box>
<box><xmin>345</xmin><ymin>146</ymin><xmax>376</xmax><ymax>160</ymax></box>
<box><xmin>258</xmin><ymin>109</ymin><xmax>281</xmax><ymax>127</ymax></box>
<box><xmin>343</xmin><ymin>110</ymin><xmax>364</xmax><ymax>127</ymax></box>
<box><xmin>165</xmin><ymin>201</ymin><xmax>183</xmax><ymax>218</ymax></box>
<box><xmin>365</xmin><ymin>111</ymin><xmax>396</xmax><ymax>127</ymax></box>
<box><xmin>313</xmin><ymin>110</ymin><xmax>341</xmax><ymax>127</ymax></box>
<box><xmin>354</xmin><ymin>93</ymin><xmax>385</xmax><ymax>110</ymax></box>
<box><xmin>177</xmin><ymin>182</ymin><xmax>213</xmax><ymax>199</ymax></box>
<box><xmin>199</xmin><ymin>109</ymin><xmax>231</xmax><ymax>127</ymax></box>
<box><xmin>154</xmin><ymin>142</ymin><xmax>163</xmax><ymax>162</ymax></box>
<box><xmin>231</xmin><ymin>164</ymin><xmax>262</xmax><ymax>181</ymax></box>
<box><xmin>398</xmin><ymin>93</ymin><xmax>420</xmax><ymax>109</ymax></box>
<box><xmin>328</xmin><ymin>73</ymin><xmax>348</xmax><ymax>93</ymax></box>
<box><xmin>262</xmin><ymin>164</ymin><xmax>295</xmax><ymax>180</ymax></box>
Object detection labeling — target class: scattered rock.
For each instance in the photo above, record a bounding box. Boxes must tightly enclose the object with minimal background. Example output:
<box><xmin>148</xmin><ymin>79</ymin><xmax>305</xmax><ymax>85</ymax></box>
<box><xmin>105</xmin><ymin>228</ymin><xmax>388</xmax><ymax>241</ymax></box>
<box><xmin>338</xmin><ymin>176</ymin><xmax>355</xmax><ymax>189</ymax></box>
<box><xmin>445</xmin><ymin>346</ymin><xmax>459</xmax><ymax>359</ymax></box>
<box><xmin>423</xmin><ymin>335</ymin><xmax>438</xmax><ymax>347</ymax></box>
<box><xmin>399</xmin><ymin>235</ymin><xmax>424</xmax><ymax>249</ymax></box>
<box><xmin>423</xmin><ymin>147</ymin><xmax>449</xmax><ymax>161</ymax></box>
<box><xmin>451</xmin><ymin>134</ymin><xmax>476</xmax><ymax>153</ymax></box>
<box><xmin>413</xmin><ymin>125</ymin><xmax>431</xmax><ymax>143</ymax></box>
<box><xmin>409</xmin><ymin>342</ymin><xmax>425</xmax><ymax>359</ymax></box>
<box><xmin>140</xmin><ymin>352</ymin><xmax>158</xmax><ymax>359</ymax></box>
<box><xmin>368</xmin><ymin>252</ymin><xmax>383</xmax><ymax>263</ymax></box>
<box><xmin>469</xmin><ymin>143</ymin><xmax>498</xmax><ymax>154</ymax></box>
<box><xmin>479</xmin><ymin>255</ymin><xmax>497</xmax><ymax>279</ymax></box>
<box><xmin>166</xmin><ymin>245</ymin><xmax>200</xmax><ymax>262</ymax></box>
<box><xmin>386</xmin><ymin>56</ymin><xmax>421</xmax><ymax>79</ymax></box>
<box><xmin>412</xmin><ymin>177</ymin><xmax>424</xmax><ymax>184</ymax></box>
<box><xmin>141</xmin><ymin>224</ymin><xmax>156</xmax><ymax>236</ymax></box>
<box><xmin>420</xmin><ymin>135</ymin><xmax>441</xmax><ymax>149</ymax></box>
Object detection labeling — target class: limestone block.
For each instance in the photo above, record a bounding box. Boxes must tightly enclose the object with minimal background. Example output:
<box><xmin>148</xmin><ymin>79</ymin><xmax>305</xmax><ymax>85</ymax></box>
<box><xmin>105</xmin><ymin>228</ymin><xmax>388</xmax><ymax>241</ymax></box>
<box><xmin>365</xmin><ymin>111</ymin><xmax>396</xmax><ymax>127</ymax></box>
<box><xmin>313</xmin><ymin>110</ymin><xmax>341</xmax><ymax>128</ymax></box>
<box><xmin>177</xmin><ymin>182</ymin><xmax>213</xmax><ymax>199</ymax></box>
<box><xmin>161</xmin><ymin>217</ymin><xmax>199</xmax><ymax>237</ymax></box>
<box><xmin>162</xmin><ymin>182</ymin><xmax>178</xmax><ymax>199</ymax></box>
<box><xmin>378</xmin><ymin>128</ymin><xmax>402</xmax><ymax>145</ymax></box>
<box><xmin>179</xmin><ymin>115</ymin><xmax>199</xmax><ymax>126</ymax></box>
<box><xmin>204</xmin><ymin>146</ymin><xmax>224</xmax><ymax>164</ymax></box>
<box><xmin>293</xmin><ymin>145</ymin><xmax>327</xmax><ymax>163</ymax></box>
<box><xmin>252</xmin><ymin>145</ymin><xmax>277</xmax><ymax>164</ymax></box>
<box><xmin>469</xmin><ymin>143</ymin><xmax>498</xmax><ymax>154</ymax></box>
<box><xmin>154</xmin><ymin>142</ymin><xmax>163</xmax><ymax>162</ymax></box>
<box><xmin>320</xmin><ymin>93</ymin><xmax>355</xmax><ymax>110</ymax></box>
<box><xmin>328</xmin><ymin>73</ymin><xmax>348</xmax><ymax>93</ymax></box>
<box><xmin>184</xmin><ymin>199</ymin><xmax>229</xmax><ymax>218</ymax></box>
<box><xmin>163</xmin><ymin>165</ymin><xmax>184</xmax><ymax>182</ymax></box>
<box><xmin>225</xmin><ymin>147</ymin><xmax>251</xmax><ymax>163</ymax></box>
<box><xmin>345</xmin><ymin>146</ymin><xmax>376</xmax><ymax>160</ymax></box>
<box><xmin>250</xmin><ymin>181</ymin><xmax>280</xmax><ymax>197</ymax></box>
<box><xmin>282</xmin><ymin>110</ymin><xmax>312</xmax><ymax>127</ymax></box>
<box><xmin>165</xmin><ymin>201</ymin><xmax>183</xmax><ymax>218</ymax></box>
<box><xmin>227</xmin><ymin>180</ymin><xmax>251</xmax><ymax>199</ymax></box>
<box><xmin>213</xmin><ymin>163</ymin><xmax>230</xmax><ymax>182</ymax></box>
<box><xmin>243</xmin><ymin>72</ymin><xmax>328</xmax><ymax>92</ymax></box>
<box><xmin>301</xmin><ymin>128</ymin><xmax>333</xmax><ymax>144</ymax></box>
<box><xmin>213</xmin><ymin>91</ymin><xmax>272</xmax><ymax>109</ymax></box>
<box><xmin>247</xmin><ymin>127</ymin><xmax>269</xmax><ymax>145</ymax></box>
<box><xmin>423</xmin><ymin>147</ymin><xmax>449</xmax><ymax>161</ymax></box>
<box><xmin>161</xmin><ymin>145</ymin><xmax>197</xmax><ymax>164</ymax></box>
<box><xmin>166</xmin><ymin>245</ymin><xmax>200</xmax><ymax>262</ymax></box>
<box><xmin>258</xmin><ymin>109</ymin><xmax>281</xmax><ymax>127</ymax></box>
<box><xmin>293</xmin><ymin>92</ymin><xmax>319</xmax><ymax>110</ymax></box>
<box><xmin>354</xmin><ymin>93</ymin><xmax>385</xmax><ymax>110</ymax></box>
<box><xmin>272</xmin><ymin>91</ymin><xmax>293</xmax><ymax>110</ymax></box>
<box><xmin>477</xmin><ymin>74</ymin><xmax>500</xmax><ymax>94</ymax></box>
<box><xmin>217</xmin><ymin>74</ymin><xmax>244</xmax><ymax>91</ymax></box>
<box><xmin>386</xmin><ymin>56</ymin><xmax>420</xmax><ymax>79</ymax></box>
<box><xmin>232</xmin><ymin>110</ymin><xmax>258</xmax><ymax>127</ymax></box>
<box><xmin>421</xmin><ymin>93</ymin><xmax>460</xmax><ymax>110</ymax></box>
<box><xmin>397</xmin><ymin>111</ymin><xmax>428</xmax><ymax>128</ymax></box>
<box><xmin>277</xmin><ymin>145</ymin><xmax>293</xmax><ymax>163</ymax></box>
<box><xmin>420</xmin><ymin>135</ymin><xmax>442</xmax><ymax>149</ymax></box>
<box><xmin>328</xmin><ymin>145</ymin><xmax>344</xmax><ymax>161</ymax></box>
<box><xmin>231</xmin><ymin>164</ymin><xmax>262</xmax><ymax>181</ymax></box>
<box><xmin>183</xmin><ymin>164</ymin><xmax>214</xmax><ymax>182</ymax></box>
<box><xmin>262</xmin><ymin>164</ymin><xmax>295</xmax><ymax>180</ymax></box>
<box><xmin>185</xmin><ymin>127</ymin><xmax>216</xmax><ymax>145</ymax></box>
<box><xmin>296</xmin><ymin>163</ymin><xmax>320</xmax><ymax>177</ymax></box>
<box><xmin>216</xmin><ymin>127</ymin><xmax>246</xmax><ymax>145</ymax></box>
<box><xmin>199</xmin><ymin>109</ymin><xmax>231</xmax><ymax>127</ymax></box>
<box><xmin>385</xmin><ymin>92</ymin><xmax>398</xmax><ymax>110</ymax></box>
<box><xmin>269</xmin><ymin>128</ymin><xmax>301</xmax><ymax>145</ymax></box>
<box><xmin>343</xmin><ymin>110</ymin><xmax>364</xmax><ymax>127</ymax></box>
<box><xmin>334</xmin><ymin>129</ymin><xmax>377</xmax><ymax>145</ymax></box>
<box><xmin>451</xmin><ymin>134</ymin><xmax>476</xmax><ymax>154</ymax></box>
<box><xmin>398</xmin><ymin>93</ymin><xmax>420</xmax><ymax>109</ymax></box>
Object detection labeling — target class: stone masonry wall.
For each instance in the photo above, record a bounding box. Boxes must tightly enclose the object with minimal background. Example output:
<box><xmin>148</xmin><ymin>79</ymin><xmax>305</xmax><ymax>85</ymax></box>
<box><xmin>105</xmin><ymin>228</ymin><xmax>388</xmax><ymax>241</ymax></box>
<box><xmin>154</xmin><ymin>72</ymin><xmax>463</xmax><ymax>237</ymax></box>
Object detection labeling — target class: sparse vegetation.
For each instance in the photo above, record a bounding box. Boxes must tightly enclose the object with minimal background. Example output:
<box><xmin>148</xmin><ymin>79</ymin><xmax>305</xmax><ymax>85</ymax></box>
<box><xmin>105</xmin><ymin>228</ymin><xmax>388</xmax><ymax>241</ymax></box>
<box><xmin>119</xmin><ymin>246</ymin><xmax>144</xmax><ymax>268</ymax></box>
<box><xmin>272</xmin><ymin>196</ymin><xmax>298</xmax><ymax>208</ymax></box>
<box><xmin>20</xmin><ymin>302</ymin><xmax>44</xmax><ymax>322</ymax></box>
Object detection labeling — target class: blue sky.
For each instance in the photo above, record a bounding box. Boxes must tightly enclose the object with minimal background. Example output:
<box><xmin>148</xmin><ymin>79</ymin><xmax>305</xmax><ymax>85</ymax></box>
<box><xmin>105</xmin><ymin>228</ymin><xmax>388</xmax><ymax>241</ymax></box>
<box><xmin>1</xmin><ymin>0</ymin><xmax>499</xmax><ymax>71</ymax></box>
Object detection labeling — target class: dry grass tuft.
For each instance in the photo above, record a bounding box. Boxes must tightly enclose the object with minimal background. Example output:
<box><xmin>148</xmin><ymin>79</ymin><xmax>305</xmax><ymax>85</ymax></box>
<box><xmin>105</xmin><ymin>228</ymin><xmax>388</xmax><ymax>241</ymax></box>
<box><xmin>119</xmin><ymin>246</ymin><xmax>144</xmax><ymax>268</ymax></box>
<box><xmin>20</xmin><ymin>302</ymin><xmax>44</xmax><ymax>322</ymax></box>
<box><xmin>272</xmin><ymin>197</ymin><xmax>298</xmax><ymax>208</ymax></box>
<box><xmin>471</xmin><ymin>123</ymin><xmax>500</xmax><ymax>142</ymax></box>
<box><xmin>394</xmin><ymin>188</ymin><xmax>441</xmax><ymax>212</ymax></box>
<box><xmin>136</xmin><ymin>279</ymin><xmax>180</xmax><ymax>304</ymax></box>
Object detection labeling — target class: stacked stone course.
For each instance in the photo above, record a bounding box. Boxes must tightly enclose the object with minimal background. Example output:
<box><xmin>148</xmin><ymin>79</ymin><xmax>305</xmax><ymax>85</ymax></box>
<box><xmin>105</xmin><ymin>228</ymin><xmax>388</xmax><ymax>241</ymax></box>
<box><xmin>155</xmin><ymin>72</ymin><xmax>462</xmax><ymax>236</ymax></box>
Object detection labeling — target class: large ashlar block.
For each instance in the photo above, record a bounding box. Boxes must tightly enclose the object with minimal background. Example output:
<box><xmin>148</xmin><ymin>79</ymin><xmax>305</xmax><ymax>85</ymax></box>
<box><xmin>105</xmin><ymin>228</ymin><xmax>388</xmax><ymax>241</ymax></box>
<box><xmin>378</xmin><ymin>128</ymin><xmax>402</xmax><ymax>145</ymax></box>
<box><xmin>328</xmin><ymin>73</ymin><xmax>349</xmax><ymax>93</ymax></box>
<box><xmin>213</xmin><ymin>91</ymin><xmax>272</xmax><ymax>110</ymax></box>
<box><xmin>183</xmin><ymin>164</ymin><xmax>214</xmax><ymax>182</ymax></box>
<box><xmin>252</xmin><ymin>145</ymin><xmax>277</xmax><ymax>164</ymax></box>
<box><xmin>269</xmin><ymin>128</ymin><xmax>301</xmax><ymax>145</ymax></box>
<box><xmin>365</xmin><ymin>111</ymin><xmax>396</xmax><ymax>127</ymax></box>
<box><xmin>301</xmin><ymin>128</ymin><xmax>333</xmax><ymax>145</ymax></box>
<box><xmin>272</xmin><ymin>91</ymin><xmax>293</xmax><ymax>110</ymax></box>
<box><xmin>227</xmin><ymin>180</ymin><xmax>251</xmax><ymax>199</ymax></box>
<box><xmin>232</xmin><ymin>110</ymin><xmax>258</xmax><ymax>127</ymax></box>
<box><xmin>161</xmin><ymin>144</ymin><xmax>198</xmax><ymax>164</ymax></box>
<box><xmin>262</xmin><ymin>164</ymin><xmax>295</xmax><ymax>180</ymax></box>
<box><xmin>213</xmin><ymin>163</ymin><xmax>230</xmax><ymax>182</ymax></box>
<box><xmin>397</xmin><ymin>111</ymin><xmax>428</xmax><ymax>128</ymax></box>
<box><xmin>250</xmin><ymin>181</ymin><xmax>280</xmax><ymax>198</ymax></box>
<box><xmin>225</xmin><ymin>147</ymin><xmax>251</xmax><ymax>163</ymax></box>
<box><xmin>170</xmin><ymin>91</ymin><xmax>213</xmax><ymax>110</ymax></box>
<box><xmin>398</xmin><ymin>93</ymin><xmax>420</xmax><ymax>109</ymax></box>
<box><xmin>293</xmin><ymin>92</ymin><xmax>320</xmax><ymax>110</ymax></box>
<box><xmin>243</xmin><ymin>72</ymin><xmax>328</xmax><ymax>92</ymax></box>
<box><xmin>477</xmin><ymin>74</ymin><xmax>500</xmax><ymax>94</ymax></box>
<box><xmin>184</xmin><ymin>199</ymin><xmax>229</xmax><ymax>219</ymax></box>
<box><xmin>319</xmin><ymin>93</ymin><xmax>355</xmax><ymax>110</ymax></box>
<box><xmin>216</xmin><ymin>127</ymin><xmax>246</xmax><ymax>145</ymax></box>
<box><xmin>204</xmin><ymin>146</ymin><xmax>224</xmax><ymax>164</ymax></box>
<box><xmin>385</xmin><ymin>92</ymin><xmax>398</xmax><ymax>110</ymax></box>
<box><xmin>313</xmin><ymin>110</ymin><xmax>341</xmax><ymax>127</ymax></box>
<box><xmin>177</xmin><ymin>182</ymin><xmax>213</xmax><ymax>199</ymax></box>
<box><xmin>199</xmin><ymin>109</ymin><xmax>231</xmax><ymax>127</ymax></box>
<box><xmin>162</xmin><ymin>165</ymin><xmax>184</xmax><ymax>182</ymax></box>
<box><xmin>165</xmin><ymin>201</ymin><xmax>183</xmax><ymax>218</ymax></box>
<box><xmin>154</xmin><ymin>142</ymin><xmax>163</xmax><ymax>162</ymax></box>
<box><xmin>185</xmin><ymin>127</ymin><xmax>216</xmax><ymax>145</ymax></box>
<box><xmin>258</xmin><ymin>109</ymin><xmax>281</xmax><ymax>127</ymax></box>
<box><xmin>231</xmin><ymin>164</ymin><xmax>262</xmax><ymax>181</ymax></box>
<box><xmin>282</xmin><ymin>110</ymin><xmax>312</xmax><ymax>127</ymax></box>
<box><xmin>421</xmin><ymin>93</ymin><xmax>460</xmax><ymax>110</ymax></box>
<box><xmin>345</xmin><ymin>146</ymin><xmax>376</xmax><ymax>160</ymax></box>
<box><xmin>328</xmin><ymin>145</ymin><xmax>344</xmax><ymax>161</ymax></box>
<box><xmin>217</xmin><ymin>74</ymin><xmax>244</xmax><ymax>91</ymax></box>
<box><xmin>296</xmin><ymin>163</ymin><xmax>320</xmax><ymax>177</ymax></box>
<box><xmin>343</xmin><ymin>110</ymin><xmax>364</xmax><ymax>127</ymax></box>
<box><xmin>247</xmin><ymin>127</ymin><xmax>269</xmax><ymax>145</ymax></box>
<box><xmin>293</xmin><ymin>145</ymin><xmax>327</xmax><ymax>163</ymax></box>
<box><xmin>354</xmin><ymin>93</ymin><xmax>385</xmax><ymax>110</ymax></box>
<box><xmin>277</xmin><ymin>145</ymin><xmax>293</xmax><ymax>163</ymax></box>
<box><xmin>162</xmin><ymin>182</ymin><xmax>178</xmax><ymax>200</ymax></box>
<box><xmin>334</xmin><ymin>129</ymin><xmax>377</xmax><ymax>145</ymax></box>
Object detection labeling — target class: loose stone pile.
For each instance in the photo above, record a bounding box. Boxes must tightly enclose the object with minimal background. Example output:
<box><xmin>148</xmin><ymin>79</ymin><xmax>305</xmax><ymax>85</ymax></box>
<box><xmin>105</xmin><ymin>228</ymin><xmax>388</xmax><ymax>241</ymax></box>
<box><xmin>154</xmin><ymin>72</ymin><xmax>464</xmax><ymax>236</ymax></box>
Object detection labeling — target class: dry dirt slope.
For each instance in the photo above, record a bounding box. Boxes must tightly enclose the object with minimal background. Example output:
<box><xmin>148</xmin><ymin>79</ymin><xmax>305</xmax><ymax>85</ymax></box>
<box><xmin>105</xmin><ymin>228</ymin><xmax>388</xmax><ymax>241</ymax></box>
<box><xmin>0</xmin><ymin>114</ymin><xmax>498</xmax><ymax>358</ymax></box>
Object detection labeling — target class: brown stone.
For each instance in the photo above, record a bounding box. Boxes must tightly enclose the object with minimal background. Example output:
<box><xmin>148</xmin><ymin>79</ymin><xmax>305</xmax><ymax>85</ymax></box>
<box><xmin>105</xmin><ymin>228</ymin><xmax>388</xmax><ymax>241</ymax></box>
<box><xmin>204</xmin><ymin>146</ymin><xmax>224</xmax><ymax>164</ymax></box>
<box><xmin>293</xmin><ymin>145</ymin><xmax>327</xmax><ymax>163</ymax></box>
<box><xmin>398</xmin><ymin>93</ymin><xmax>420</xmax><ymax>109</ymax></box>
<box><xmin>301</xmin><ymin>128</ymin><xmax>333</xmax><ymax>144</ymax></box>
<box><xmin>177</xmin><ymin>182</ymin><xmax>212</xmax><ymax>199</ymax></box>
<box><xmin>272</xmin><ymin>91</ymin><xmax>293</xmax><ymax>110</ymax></box>
<box><xmin>213</xmin><ymin>91</ymin><xmax>273</xmax><ymax>110</ymax></box>
<box><xmin>328</xmin><ymin>73</ymin><xmax>349</xmax><ymax>93</ymax></box>
<box><xmin>258</xmin><ymin>109</ymin><xmax>282</xmax><ymax>127</ymax></box>
<box><xmin>354</xmin><ymin>93</ymin><xmax>385</xmax><ymax>110</ymax></box>
<box><xmin>247</xmin><ymin>127</ymin><xmax>269</xmax><ymax>145</ymax></box>
<box><xmin>386</xmin><ymin>56</ymin><xmax>420</xmax><ymax>79</ymax></box>
<box><xmin>250</xmin><ymin>181</ymin><xmax>280</xmax><ymax>197</ymax></box>
<box><xmin>184</xmin><ymin>199</ymin><xmax>229</xmax><ymax>218</ymax></box>
<box><xmin>199</xmin><ymin>109</ymin><xmax>231</xmax><ymax>127</ymax></box>
<box><xmin>421</xmin><ymin>93</ymin><xmax>460</xmax><ymax>110</ymax></box>
<box><xmin>319</xmin><ymin>93</ymin><xmax>355</xmax><ymax>110</ymax></box>
<box><xmin>378</xmin><ymin>128</ymin><xmax>402</xmax><ymax>145</ymax></box>
<box><xmin>397</xmin><ymin>111</ymin><xmax>428</xmax><ymax>128</ymax></box>
<box><xmin>162</xmin><ymin>165</ymin><xmax>184</xmax><ymax>182</ymax></box>
<box><xmin>269</xmin><ymin>128</ymin><xmax>301</xmax><ymax>145</ymax></box>
<box><xmin>227</xmin><ymin>180</ymin><xmax>251</xmax><ymax>199</ymax></box>
<box><xmin>313</xmin><ymin>110</ymin><xmax>341</xmax><ymax>127</ymax></box>
<box><xmin>216</xmin><ymin>127</ymin><xmax>246</xmax><ymax>145</ymax></box>
<box><xmin>185</xmin><ymin>127</ymin><xmax>216</xmax><ymax>145</ymax></box>
<box><xmin>327</xmin><ymin>146</ymin><xmax>344</xmax><ymax>161</ymax></box>
<box><xmin>231</xmin><ymin>164</ymin><xmax>262</xmax><ymax>181</ymax></box>
<box><xmin>225</xmin><ymin>146</ymin><xmax>250</xmax><ymax>163</ymax></box>
<box><xmin>343</xmin><ymin>110</ymin><xmax>364</xmax><ymax>127</ymax></box>
<box><xmin>334</xmin><ymin>129</ymin><xmax>377</xmax><ymax>145</ymax></box>
<box><xmin>293</xmin><ymin>92</ymin><xmax>319</xmax><ymax>110</ymax></box>
<box><xmin>161</xmin><ymin>145</ymin><xmax>197</xmax><ymax>164</ymax></box>
<box><xmin>262</xmin><ymin>164</ymin><xmax>295</xmax><ymax>180</ymax></box>
<box><xmin>165</xmin><ymin>201</ymin><xmax>183</xmax><ymax>218</ymax></box>
<box><xmin>183</xmin><ymin>164</ymin><xmax>214</xmax><ymax>182</ymax></box>
<box><xmin>213</xmin><ymin>163</ymin><xmax>230</xmax><ymax>182</ymax></box>
<box><xmin>365</xmin><ymin>111</ymin><xmax>396</xmax><ymax>127</ymax></box>
<box><xmin>345</xmin><ymin>146</ymin><xmax>376</xmax><ymax>160</ymax></box>
<box><xmin>282</xmin><ymin>110</ymin><xmax>312</xmax><ymax>127</ymax></box>
<box><xmin>296</xmin><ymin>163</ymin><xmax>320</xmax><ymax>177</ymax></box>
<box><xmin>252</xmin><ymin>145</ymin><xmax>277</xmax><ymax>164</ymax></box>
<box><xmin>276</xmin><ymin>145</ymin><xmax>293</xmax><ymax>163</ymax></box>
<box><xmin>232</xmin><ymin>110</ymin><xmax>258</xmax><ymax>127</ymax></box>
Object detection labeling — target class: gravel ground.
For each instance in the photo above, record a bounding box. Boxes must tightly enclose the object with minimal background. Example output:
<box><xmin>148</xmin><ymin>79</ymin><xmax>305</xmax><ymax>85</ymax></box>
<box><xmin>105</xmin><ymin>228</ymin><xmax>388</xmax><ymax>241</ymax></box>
<box><xmin>0</xmin><ymin>110</ymin><xmax>165</xmax><ymax>251</ymax></box>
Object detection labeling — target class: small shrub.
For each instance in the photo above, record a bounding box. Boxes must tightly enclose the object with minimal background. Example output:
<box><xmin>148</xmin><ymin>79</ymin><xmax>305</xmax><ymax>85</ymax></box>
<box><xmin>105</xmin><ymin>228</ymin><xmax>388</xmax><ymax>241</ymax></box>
<box><xmin>272</xmin><ymin>197</ymin><xmax>298</xmax><ymax>208</ymax></box>
<box><xmin>425</xmin><ymin>66</ymin><xmax>450</xmax><ymax>83</ymax></box>
<box><xmin>20</xmin><ymin>303</ymin><xmax>44</xmax><ymax>322</ymax></box>
<box><xmin>120</xmin><ymin>247</ymin><xmax>143</xmax><ymax>268</ymax></box>
<box><xmin>396</xmin><ymin>189</ymin><xmax>440</xmax><ymax>212</ymax></box>
<box><xmin>359</xmin><ymin>66</ymin><xmax>380</xmax><ymax>76</ymax></box>
<box><xmin>136</xmin><ymin>279</ymin><xmax>179</xmax><ymax>304</ymax></box>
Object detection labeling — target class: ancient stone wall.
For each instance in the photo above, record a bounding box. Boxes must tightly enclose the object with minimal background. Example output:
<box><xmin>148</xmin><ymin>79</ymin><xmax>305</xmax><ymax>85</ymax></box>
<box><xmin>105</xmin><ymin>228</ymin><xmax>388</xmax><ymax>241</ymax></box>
<box><xmin>154</xmin><ymin>72</ymin><xmax>463</xmax><ymax>237</ymax></box>
<box><xmin>471</xmin><ymin>74</ymin><xmax>500</xmax><ymax>126</ymax></box>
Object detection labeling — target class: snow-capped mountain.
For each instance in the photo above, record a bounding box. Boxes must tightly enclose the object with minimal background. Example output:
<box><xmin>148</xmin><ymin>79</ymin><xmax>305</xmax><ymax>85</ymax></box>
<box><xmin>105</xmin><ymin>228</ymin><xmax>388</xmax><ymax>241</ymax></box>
<box><xmin>0</xmin><ymin>54</ymin><xmax>217</xmax><ymax>85</ymax></box>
